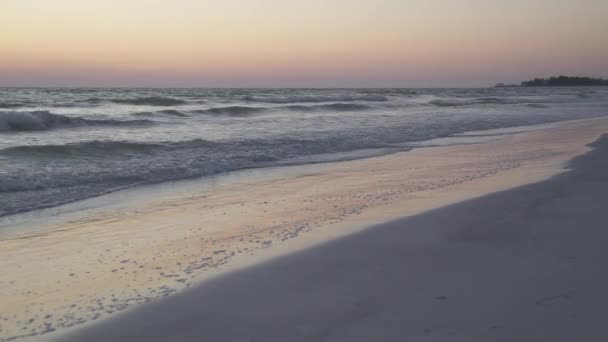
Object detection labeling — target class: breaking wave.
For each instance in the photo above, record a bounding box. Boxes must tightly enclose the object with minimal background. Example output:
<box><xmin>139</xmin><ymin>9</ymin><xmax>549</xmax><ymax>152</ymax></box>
<box><xmin>428</xmin><ymin>97</ymin><xmax>515</xmax><ymax>107</ymax></box>
<box><xmin>287</xmin><ymin>103</ymin><xmax>371</xmax><ymax>112</ymax></box>
<box><xmin>133</xmin><ymin>109</ymin><xmax>190</xmax><ymax>117</ymax></box>
<box><xmin>244</xmin><ymin>94</ymin><xmax>388</xmax><ymax>103</ymax></box>
<box><xmin>192</xmin><ymin>106</ymin><xmax>268</xmax><ymax>116</ymax></box>
<box><xmin>0</xmin><ymin>111</ymin><xmax>152</xmax><ymax>132</ymax></box>
<box><xmin>1</xmin><ymin>139</ymin><xmax>217</xmax><ymax>157</ymax></box>
<box><xmin>190</xmin><ymin>103</ymin><xmax>373</xmax><ymax>116</ymax></box>
<box><xmin>0</xmin><ymin>102</ymin><xmax>25</xmax><ymax>109</ymax></box>
<box><xmin>109</xmin><ymin>97</ymin><xmax>188</xmax><ymax>106</ymax></box>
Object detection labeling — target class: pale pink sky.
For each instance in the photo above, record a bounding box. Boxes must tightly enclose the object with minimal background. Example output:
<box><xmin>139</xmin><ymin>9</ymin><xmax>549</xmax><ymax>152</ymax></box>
<box><xmin>1</xmin><ymin>0</ymin><xmax>607</xmax><ymax>87</ymax></box>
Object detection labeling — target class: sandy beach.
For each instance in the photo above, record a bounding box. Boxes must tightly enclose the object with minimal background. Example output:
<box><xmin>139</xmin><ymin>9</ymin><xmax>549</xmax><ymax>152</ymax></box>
<box><xmin>2</xmin><ymin>117</ymin><xmax>608</xmax><ymax>341</ymax></box>
<box><xmin>58</xmin><ymin>129</ymin><xmax>608</xmax><ymax>342</ymax></box>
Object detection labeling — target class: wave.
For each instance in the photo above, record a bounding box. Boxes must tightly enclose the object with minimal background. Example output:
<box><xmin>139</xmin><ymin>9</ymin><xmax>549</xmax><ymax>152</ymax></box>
<box><xmin>78</xmin><ymin>97</ymin><xmax>104</xmax><ymax>104</ymax></box>
<box><xmin>133</xmin><ymin>109</ymin><xmax>190</xmax><ymax>117</ymax></box>
<box><xmin>0</xmin><ymin>134</ymin><xmax>394</xmax><ymax>193</ymax></box>
<box><xmin>428</xmin><ymin>97</ymin><xmax>515</xmax><ymax>107</ymax></box>
<box><xmin>1</xmin><ymin>139</ymin><xmax>217</xmax><ymax>157</ymax></box>
<box><xmin>2</xmin><ymin>141</ymin><xmax>162</xmax><ymax>156</ymax></box>
<box><xmin>285</xmin><ymin>103</ymin><xmax>371</xmax><ymax>111</ymax></box>
<box><xmin>0</xmin><ymin>139</ymin><xmax>219</xmax><ymax>164</ymax></box>
<box><xmin>0</xmin><ymin>111</ymin><xmax>153</xmax><ymax>132</ymax></box>
<box><xmin>313</xmin><ymin>103</ymin><xmax>371</xmax><ymax>111</ymax></box>
<box><xmin>192</xmin><ymin>106</ymin><xmax>267</xmax><ymax>117</ymax></box>
<box><xmin>190</xmin><ymin>103</ymin><xmax>374</xmax><ymax>116</ymax></box>
<box><xmin>244</xmin><ymin>94</ymin><xmax>388</xmax><ymax>104</ymax></box>
<box><xmin>527</xmin><ymin>103</ymin><xmax>549</xmax><ymax>108</ymax></box>
<box><xmin>109</xmin><ymin>97</ymin><xmax>188</xmax><ymax>106</ymax></box>
<box><xmin>3</xmin><ymin>87</ymin><xmax>607</xmax><ymax>217</ymax></box>
<box><xmin>2</xmin><ymin>102</ymin><xmax>606</xmax><ymax>217</ymax></box>
<box><xmin>426</xmin><ymin>97</ymin><xmax>559</xmax><ymax>107</ymax></box>
<box><xmin>0</xmin><ymin>102</ymin><xmax>25</xmax><ymax>109</ymax></box>
<box><xmin>206</xmin><ymin>103</ymin><xmax>373</xmax><ymax>115</ymax></box>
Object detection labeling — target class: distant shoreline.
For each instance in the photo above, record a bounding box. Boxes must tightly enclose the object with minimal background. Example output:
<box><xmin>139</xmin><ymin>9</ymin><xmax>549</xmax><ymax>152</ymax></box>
<box><xmin>496</xmin><ymin>75</ymin><xmax>608</xmax><ymax>88</ymax></box>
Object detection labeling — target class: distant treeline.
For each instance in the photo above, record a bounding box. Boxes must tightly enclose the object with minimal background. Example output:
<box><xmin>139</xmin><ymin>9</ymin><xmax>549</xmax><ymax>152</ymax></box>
<box><xmin>521</xmin><ymin>76</ymin><xmax>608</xmax><ymax>87</ymax></box>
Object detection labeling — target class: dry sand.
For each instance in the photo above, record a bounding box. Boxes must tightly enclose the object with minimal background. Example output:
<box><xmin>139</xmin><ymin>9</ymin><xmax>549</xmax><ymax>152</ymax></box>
<box><xmin>1</xmin><ymin>117</ymin><xmax>608</xmax><ymax>341</ymax></box>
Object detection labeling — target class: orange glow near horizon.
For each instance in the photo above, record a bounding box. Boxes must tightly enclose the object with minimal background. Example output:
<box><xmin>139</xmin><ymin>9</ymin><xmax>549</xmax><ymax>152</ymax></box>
<box><xmin>1</xmin><ymin>0</ymin><xmax>607</xmax><ymax>87</ymax></box>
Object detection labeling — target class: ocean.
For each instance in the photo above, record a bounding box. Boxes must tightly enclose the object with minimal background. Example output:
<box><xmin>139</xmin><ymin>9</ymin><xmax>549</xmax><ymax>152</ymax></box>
<box><xmin>1</xmin><ymin>87</ymin><xmax>607</xmax><ymax>218</ymax></box>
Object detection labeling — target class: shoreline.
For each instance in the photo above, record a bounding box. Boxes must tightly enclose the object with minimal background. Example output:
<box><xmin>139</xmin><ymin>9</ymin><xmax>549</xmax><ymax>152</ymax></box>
<box><xmin>58</xmin><ymin>131</ymin><xmax>608</xmax><ymax>342</ymax></box>
<box><xmin>2</xmin><ymin>116</ymin><xmax>608</xmax><ymax>341</ymax></box>
<box><xmin>0</xmin><ymin>120</ymin><xmax>566</xmax><ymax>239</ymax></box>
<box><xmin>0</xmin><ymin>120</ymin><xmax>560</xmax><ymax>237</ymax></box>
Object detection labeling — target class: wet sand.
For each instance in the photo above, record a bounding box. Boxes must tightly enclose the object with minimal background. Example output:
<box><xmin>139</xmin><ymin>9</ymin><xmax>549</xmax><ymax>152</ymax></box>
<box><xmin>2</xmin><ymin>117</ymin><xmax>608</xmax><ymax>341</ymax></box>
<box><xmin>57</xmin><ymin>132</ymin><xmax>608</xmax><ymax>342</ymax></box>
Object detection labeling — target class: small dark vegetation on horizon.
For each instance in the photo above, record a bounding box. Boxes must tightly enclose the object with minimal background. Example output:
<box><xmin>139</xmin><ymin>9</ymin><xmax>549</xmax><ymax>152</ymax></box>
<box><xmin>521</xmin><ymin>76</ymin><xmax>608</xmax><ymax>87</ymax></box>
<box><xmin>496</xmin><ymin>76</ymin><xmax>608</xmax><ymax>87</ymax></box>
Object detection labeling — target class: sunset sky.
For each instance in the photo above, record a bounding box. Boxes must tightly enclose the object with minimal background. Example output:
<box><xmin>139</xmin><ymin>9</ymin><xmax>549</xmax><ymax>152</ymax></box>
<box><xmin>1</xmin><ymin>0</ymin><xmax>607</xmax><ymax>87</ymax></box>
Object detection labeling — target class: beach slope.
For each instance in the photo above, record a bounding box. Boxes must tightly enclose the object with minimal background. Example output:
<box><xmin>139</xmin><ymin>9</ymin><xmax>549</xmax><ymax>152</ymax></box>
<box><xmin>58</xmin><ymin>134</ymin><xmax>608</xmax><ymax>341</ymax></box>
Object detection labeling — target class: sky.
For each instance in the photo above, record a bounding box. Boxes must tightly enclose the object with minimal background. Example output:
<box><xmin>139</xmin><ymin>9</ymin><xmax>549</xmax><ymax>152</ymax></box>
<box><xmin>1</xmin><ymin>0</ymin><xmax>607</xmax><ymax>87</ymax></box>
